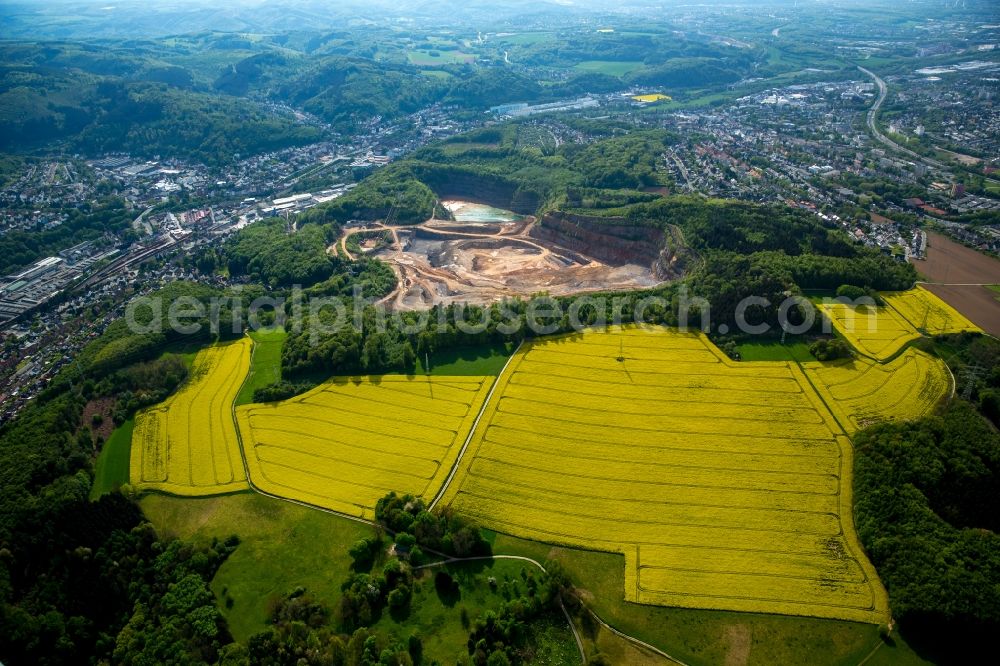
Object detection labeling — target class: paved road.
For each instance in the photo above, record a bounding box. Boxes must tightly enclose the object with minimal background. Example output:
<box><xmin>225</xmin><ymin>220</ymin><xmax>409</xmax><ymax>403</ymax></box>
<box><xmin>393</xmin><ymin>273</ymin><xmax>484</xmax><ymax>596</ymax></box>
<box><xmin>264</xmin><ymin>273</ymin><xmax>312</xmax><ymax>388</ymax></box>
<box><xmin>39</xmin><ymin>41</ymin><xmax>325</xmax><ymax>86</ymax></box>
<box><xmin>858</xmin><ymin>66</ymin><xmax>945</xmax><ymax>170</ymax></box>
<box><xmin>668</xmin><ymin>151</ymin><xmax>704</xmax><ymax>197</ymax></box>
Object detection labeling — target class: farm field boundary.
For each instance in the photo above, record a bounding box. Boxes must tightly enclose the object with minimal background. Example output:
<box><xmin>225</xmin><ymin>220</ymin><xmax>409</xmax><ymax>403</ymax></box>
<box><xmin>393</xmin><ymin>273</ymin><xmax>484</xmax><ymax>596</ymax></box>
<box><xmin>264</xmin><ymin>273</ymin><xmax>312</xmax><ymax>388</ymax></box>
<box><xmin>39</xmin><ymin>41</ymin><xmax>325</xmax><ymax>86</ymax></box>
<box><xmin>802</xmin><ymin>349</ymin><xmax>952</xmax><ymax>434</ymax></box>
<box><xmin>882</xmin><ymin>286</ymin><xmax>981</xmax><ymax>336</ymax></box>
<box><xmin>439</xmin><ymin>326</ymin><xmax>898</xmax><ymax>624</ymax></box>
<box><xmin>129</xmin><ymin>338</ymin><xmax>251</xmax><ymax>496</ymax></box>
<box><xmin>816</xmin><ymin>286</ymin><xmax>982</xmax><ymax>362</ymax></box>
<box><xmin>236</xmin><ymin>374</ymin><xmax>492</xmax><ymax>520</ymax></box>
<box><xmin>127</xmin><ymin>318</ymin><xmax>954</xmax><ymax>626</ymax></box>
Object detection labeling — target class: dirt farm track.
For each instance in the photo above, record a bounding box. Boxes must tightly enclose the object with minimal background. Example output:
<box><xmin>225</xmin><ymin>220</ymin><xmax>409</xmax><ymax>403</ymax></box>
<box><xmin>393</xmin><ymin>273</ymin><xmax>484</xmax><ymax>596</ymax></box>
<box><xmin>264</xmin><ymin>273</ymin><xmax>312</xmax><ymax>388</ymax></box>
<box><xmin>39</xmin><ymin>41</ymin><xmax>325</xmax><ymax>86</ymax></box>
<box><xmin>914</xmin><ymin>232</ymin><xmax>1000</xmax><ymax>336</ymax></box>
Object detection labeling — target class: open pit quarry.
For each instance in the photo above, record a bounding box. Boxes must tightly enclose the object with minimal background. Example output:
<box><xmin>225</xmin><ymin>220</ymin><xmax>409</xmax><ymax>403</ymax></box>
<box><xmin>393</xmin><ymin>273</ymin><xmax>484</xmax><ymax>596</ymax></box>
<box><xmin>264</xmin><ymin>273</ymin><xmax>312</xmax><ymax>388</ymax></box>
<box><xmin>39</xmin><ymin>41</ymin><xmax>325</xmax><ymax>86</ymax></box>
<box><xmin>336</xmin><ymin>201</ymin><xmax>690</xmax><ymax>310</ymax></box>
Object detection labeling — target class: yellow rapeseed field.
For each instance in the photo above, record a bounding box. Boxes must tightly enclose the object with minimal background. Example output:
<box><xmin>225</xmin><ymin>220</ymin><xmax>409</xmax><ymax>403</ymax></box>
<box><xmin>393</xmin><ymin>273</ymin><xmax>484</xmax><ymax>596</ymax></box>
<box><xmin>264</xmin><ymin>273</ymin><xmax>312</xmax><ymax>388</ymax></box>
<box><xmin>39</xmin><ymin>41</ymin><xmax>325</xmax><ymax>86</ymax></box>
<box><xmin>883</xmin><ymin>286</ymin><xmax>982</xmax><ymax>335</ymax></box>
<box><xmin>633</xmin><ymin>93</ymin><xmax>671</xmax><ymax>103</ymax></box>
<box><xmin>130</xmin><ymin>338</ymin><xmax>252</xmax><ymax>495</ymax></box>
<box><xmin>803</xmin><ymin>348</ymin><xmax>952</xmax><ymax>432</ymax></box>
<box><xmin>816</xmin><ymin>300</ymin><xmax>921</xmax><ymax>361</ymax></box>
<box><xmin>439</xmin><ymin>326</ymin><xmax>891</xmax><ymax>624</ymax></box>
<box><xmin>236</xmin><ymin>375</ymin><xmax>492</xmax><ymax>519</ymax></box>
<box><xmin>126</xmin><ymin>317</ymin><xmax>955</xmax><ymax>625</ymax></box>
<box><xmin>817</xmin><ymin>287</ymin><xmax>981</xmax><ymax>361</ymax></box>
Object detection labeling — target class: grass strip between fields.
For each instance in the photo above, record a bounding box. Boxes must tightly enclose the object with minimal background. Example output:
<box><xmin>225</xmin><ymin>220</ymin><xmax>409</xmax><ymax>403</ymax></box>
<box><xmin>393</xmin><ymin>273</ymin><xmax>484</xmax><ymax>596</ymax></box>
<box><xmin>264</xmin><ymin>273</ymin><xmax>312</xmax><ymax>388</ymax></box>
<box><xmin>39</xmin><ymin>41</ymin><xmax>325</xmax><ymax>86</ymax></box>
<box><xmin>437</xmin><ymin>327</ymin><xmax>894</xmax><ymax>624</ymax></box>
<box><xmin>129</xmin><ymin>322</ymin><xmax>953</xmax><ymax>662</ymax></box>
<box><xmin>429</xmin><ymin>340</ymin><xmax>523</xmax><ymax>509</ymax></box>
<box><xmin>130</xmin><ymin>322</ymin><xmax>956</xmax><ymax>628</ymax></box>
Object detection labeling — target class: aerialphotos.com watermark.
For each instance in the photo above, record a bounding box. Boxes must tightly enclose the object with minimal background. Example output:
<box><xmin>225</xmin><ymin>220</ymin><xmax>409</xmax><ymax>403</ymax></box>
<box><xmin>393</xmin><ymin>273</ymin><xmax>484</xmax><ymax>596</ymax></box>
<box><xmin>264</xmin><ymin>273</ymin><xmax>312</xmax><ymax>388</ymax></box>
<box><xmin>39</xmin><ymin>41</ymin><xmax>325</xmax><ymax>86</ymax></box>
<box><xmin>125</xmin><ymin>285</ymin><xmax>884</xmax><ymax>344</ymax></box>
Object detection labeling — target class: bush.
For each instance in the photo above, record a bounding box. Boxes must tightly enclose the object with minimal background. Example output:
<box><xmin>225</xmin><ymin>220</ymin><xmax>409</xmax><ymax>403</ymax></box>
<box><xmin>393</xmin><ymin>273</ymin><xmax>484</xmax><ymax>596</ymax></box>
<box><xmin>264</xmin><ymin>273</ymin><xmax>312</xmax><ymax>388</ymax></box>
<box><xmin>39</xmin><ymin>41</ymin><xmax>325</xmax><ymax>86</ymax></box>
<box><xmin>835</xmin><ymin>284</ymin><xmax>867</xmax><ymax>300</ymax></box>
<box><xmin>348</xmin><ymin>536</ymin><xmax>382</xmax><ymax>571</ymax></box>
<box><xmin>387</xmin><ymin>586</ymin><xmax>410</xmax><ymax>609</ymax></box>
<box><xmin>252</xmin><ymin>381</ymin><xmax>311</xmax><ymax>403</ymax></box>
<box><xmin>809</xmin><ymin>338</ymin><xmax>853</xmax><ymax>361</ymax></box>
<box><xmin>980</xmin><ymin>389</ymin><xmax>1000</xmax><ymax>427</ymax></box>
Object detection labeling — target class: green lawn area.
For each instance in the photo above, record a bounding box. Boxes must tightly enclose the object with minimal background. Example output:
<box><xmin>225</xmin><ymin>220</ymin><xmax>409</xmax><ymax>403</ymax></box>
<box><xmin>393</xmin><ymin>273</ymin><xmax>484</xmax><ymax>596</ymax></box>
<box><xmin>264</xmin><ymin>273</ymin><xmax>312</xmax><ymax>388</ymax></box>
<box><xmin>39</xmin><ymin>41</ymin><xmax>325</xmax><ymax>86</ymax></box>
<box><xmin>140</xmin><ymin>493</ymin><xmax>578</xmax><ymax>661</ymax></box>
<box><xmin>738</xmin><ymin>338</ymin><xmax>816</xmax><ymax>362</ymax></box>
<box><xmin>411</xmin><ymin>342</ymin><xmax>513</xmax><ymax>376</ymax></box>
<box><xmin>488</xmin><ymin>532</ymin><xmax>923</xmax><ymax>666</ymax></box>
<box><xmin>90</xmin><ymin>419</ymin><xmax>134</xmax><ymax>499</ymax></box>
<box><xmin>373</xmin><ymin>558</ymin><xmax>577</xmax><ymax>664</ymax></box>
<box><xmin>140</xmin><ymin>492</ymin><xmax>375</xmax><ymax>642</ymax></box>
<box><xmin>573</xmin><ymin>60</ymin><xmax>643</xmax><ymax>77</ymax></box>
<box><xmin>407</xmin><ymin>50</ymin><xmax>473</xmax><ymax>66</ymax></box>
<box><xmin>421</xmin><ymin>69</ymin><xmax>454</xmax><ymax>80</ymax></box>
<box><xmin>234</xmin><ymin>327</ymin><xmax>286</xmax><ymax>406</ymax></box>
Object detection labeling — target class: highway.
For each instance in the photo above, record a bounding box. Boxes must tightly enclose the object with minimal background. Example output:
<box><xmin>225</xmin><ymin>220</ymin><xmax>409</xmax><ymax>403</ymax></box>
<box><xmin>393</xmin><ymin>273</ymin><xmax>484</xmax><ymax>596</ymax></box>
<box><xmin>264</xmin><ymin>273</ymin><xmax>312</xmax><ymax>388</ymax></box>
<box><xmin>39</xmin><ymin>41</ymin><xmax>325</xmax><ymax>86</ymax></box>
<box><xmin>858</xmin><ymin>66</ymin><xmax>945</xmax><ymax>170</ymax></box>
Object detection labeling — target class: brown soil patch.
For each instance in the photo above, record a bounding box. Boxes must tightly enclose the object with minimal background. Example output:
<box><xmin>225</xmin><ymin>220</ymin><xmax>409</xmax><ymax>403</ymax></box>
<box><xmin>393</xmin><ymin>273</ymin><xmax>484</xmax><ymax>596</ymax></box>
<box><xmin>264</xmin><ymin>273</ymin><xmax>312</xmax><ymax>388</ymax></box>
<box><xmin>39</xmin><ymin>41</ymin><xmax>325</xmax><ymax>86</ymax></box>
<box><xmin>913</xmin><ymin>233</ymin><xmax>1000</xmax><ymax>334</ymax></box>
<box><xmin>80</xmin><ymin>397</ymin><xmax>116</xmax><ymax>441</ymax></box>
<box><xmin>723</xmin><ymin>624</ymin><xmax>752</xmax><ymax>666</ymax></box>
<box><xmin>377</xmin><ymin>218</ymin><xmax>661</xmax><ymax>310</ymax></box>
<box><xmin>924</xmin><ymin>284</ymin><xmax>1000</xmax><ymax>336</ymax></box>
<box><xmin>915</xmin><ymin>232</ymin><xmax>1000</xmax><ymax>284</ymax></box>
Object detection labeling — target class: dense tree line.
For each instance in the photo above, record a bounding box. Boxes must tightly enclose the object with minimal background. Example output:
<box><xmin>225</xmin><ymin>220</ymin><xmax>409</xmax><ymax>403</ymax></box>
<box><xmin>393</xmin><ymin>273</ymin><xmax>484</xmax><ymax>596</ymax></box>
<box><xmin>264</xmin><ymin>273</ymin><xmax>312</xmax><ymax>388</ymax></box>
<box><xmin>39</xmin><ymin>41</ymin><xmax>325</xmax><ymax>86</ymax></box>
<box><xmin>375</xmin><ymin>492</ymin><xmax>492</xmax><ymax>561</ymax></box>
<box><xmin>278</xmin><ymin>291</ymin><xmax>677</xmax><ymax>380</ymax></box>
<box><xmin>854</xmin><ymin>401</ymin><xmax>1000</xmax><ymax>659</ymax></box>
<box><xmin>0</xmin><ymin>288</ymin><xmax>245</xmax><ymax>663</ymax></box>
<box><xmin>64</xmin><ymin>282</ymin><xmax>238</xmax><ymax>383</ymax></box>
<box><xmin>809</xmin><ymin>337</ymin><xmax>852</xmax><ymax>361</ymax></box>
<box><xmin>97</xmin><ymin>354</ymin><xmax>190</xmax><ymax>425</ymax></box>
<box><xmin>935</xmin><ymin>333</ymin><xmax>1000</xmax><ymax>428</ymax></box>
<box><xmin>299</xmin><ymin>164</ymin><xmax>439</xmax><ymax>226</ymax></box>
<box><xmin>749</xmin><ymin>251</ymin><xmax>915</xmax><ymax>292</ymax></box>
<box><xmin>565</xmin><ymin>131</ymin><xmax>676</xmax><ymax>190</ymax></box>
<box><xmin>465</xmin><ymin>567</ymin><xmax>571</xmax><ymax>666</ymax></box>
<box><xmin>221</xmin><ymin>589</ymin><xmax>419</xmax><ymax>666</ymax></box>
<box><xmin>0</xmin><ymin>66</ymin><xmax>322</xmax><ymax>163</ymax></box>
<box><xmin>225</xmin><ymin>221</ymin><xmax>338</xmax><ymax>288</ymax></box>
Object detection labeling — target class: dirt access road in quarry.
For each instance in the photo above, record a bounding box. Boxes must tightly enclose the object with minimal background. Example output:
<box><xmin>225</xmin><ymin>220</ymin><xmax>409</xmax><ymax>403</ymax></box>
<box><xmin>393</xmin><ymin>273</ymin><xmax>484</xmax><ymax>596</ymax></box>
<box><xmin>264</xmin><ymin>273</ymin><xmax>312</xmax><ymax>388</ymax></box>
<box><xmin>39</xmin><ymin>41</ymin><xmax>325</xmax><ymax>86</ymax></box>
<box><xmin>332</xmin><ymin>201</ymin><xmax>664</xmax><ymax>310</ymax></box>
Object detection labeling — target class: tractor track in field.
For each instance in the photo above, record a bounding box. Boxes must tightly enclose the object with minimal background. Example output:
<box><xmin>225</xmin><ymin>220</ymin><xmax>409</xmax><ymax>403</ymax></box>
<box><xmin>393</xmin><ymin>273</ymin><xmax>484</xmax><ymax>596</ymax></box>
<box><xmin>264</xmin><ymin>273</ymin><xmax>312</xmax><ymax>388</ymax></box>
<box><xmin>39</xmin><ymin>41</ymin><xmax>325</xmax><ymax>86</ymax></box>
<box><xmin>428</xmin><ymin>340</ymin><xmax>522</xmax><ymax>511</ymax></box>
<box><xmin>136</xmin><ymin>329</ymin><xmax>899</xmax><ymax>666</ymax></box>
<box><xmin>225</xmin><ymin>334</ymin><xmax>689</xmax><ymax>665</ymax></box>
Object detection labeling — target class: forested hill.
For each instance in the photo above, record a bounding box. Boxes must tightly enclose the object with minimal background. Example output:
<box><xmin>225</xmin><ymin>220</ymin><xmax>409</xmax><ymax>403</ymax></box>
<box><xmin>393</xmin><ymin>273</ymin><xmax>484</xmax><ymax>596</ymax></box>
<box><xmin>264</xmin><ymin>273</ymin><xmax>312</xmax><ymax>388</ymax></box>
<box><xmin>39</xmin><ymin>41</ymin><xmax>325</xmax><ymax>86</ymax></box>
<box><xmin>0</xmin><ymin>64</ymin><xmax>322</xmax><ymax>164</ymax></box>
<box><xmin>853</xmin><ymin>333</ymin><xmax>1000</xmax><ymax>661</ymax></box>
<box><xmin>299</xmin><ymin>121</ymin><xmax>916</xmax><ymax>297</ymax></box>
<box><xmin>0</xmin><ymin>23</ymin><xmax>784</xmax><ymax>163</ymax></box>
